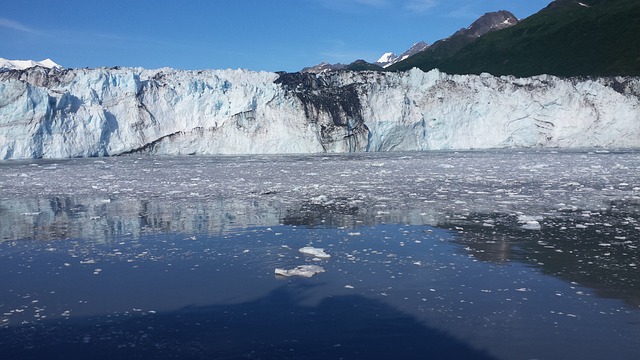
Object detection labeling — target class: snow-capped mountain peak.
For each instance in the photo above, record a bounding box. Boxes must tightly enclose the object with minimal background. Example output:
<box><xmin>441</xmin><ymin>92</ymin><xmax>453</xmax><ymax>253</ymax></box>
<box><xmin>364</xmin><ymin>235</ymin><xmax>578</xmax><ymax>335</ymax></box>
<box><xmin>377</xmin><ymin>41</ymin><xmax>429</xmax><ymax>68</ymax></box>
<box><xmin>0</xmin><ymin>58</ymin><xmax>62</xmax><ymax>71</ymax></box>
<box><xmin>376</xmin><ymin>52</ymin><xmax>398</xmax><ymax>64</ymax></box>
<box><xmin>393</xmin><ymin>41</ymin><xmax>429</xmax><ymax>64</ymax></box>
<box><xmin>36</xmin><ymin>58</ymin><xmax>61</xmax><ymax>69</ymax></box>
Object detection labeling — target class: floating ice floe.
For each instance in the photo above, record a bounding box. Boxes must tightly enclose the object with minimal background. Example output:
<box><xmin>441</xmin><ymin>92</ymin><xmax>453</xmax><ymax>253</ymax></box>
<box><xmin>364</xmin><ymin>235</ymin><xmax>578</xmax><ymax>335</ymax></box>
<box><xmin>274</xmin><ymin>265</ymin><xmax>325</xmax><ymax>278</ymax></box>
<box><xmin>517</xmin><ymin>215</ymin><xmax>543</xmax><ymax>223</ymax></box>
<box><xmin>299</xmin><ymin>246</ymin><xmax>331</xmax><ymax>259</ymax></box>
<box><xmin>521</xmin><ymin>221</ymin><xmax>542</xmax><ymax>230</ymax></box>
<box><xmin>517</xmin><ymin>215</ymin><xmax>543</xmax><ymax>230</ymax></box>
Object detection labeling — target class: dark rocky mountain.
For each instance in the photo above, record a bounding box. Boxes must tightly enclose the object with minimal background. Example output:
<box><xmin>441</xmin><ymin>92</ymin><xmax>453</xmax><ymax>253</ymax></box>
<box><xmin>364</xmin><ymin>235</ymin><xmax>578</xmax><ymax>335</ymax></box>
<box><xmin>301</xmin><ymin>0</ymin><xmax>640</xmax><ymax>77</ymax></box>
<box><xmin>301</xmin><ymin>59</ymin><xmax>383</xmax><ymax>74</ymax></box>
<box><xmin>458</xmin><ymin>10</ymin><xmax>518</xmax><ymax>38</ymax></box>
<box><xmin>387</xmin><ymin>10</ymin><xmax>518</xmax><ymax>71</ymax></box>
<box><xmin>346</xmin><ymin>60</ymin><xmax>384</xmax><ymax>71</ymax></box>
<box><xmin>302</xmin><ymin>10</ymin><xmax>518</xmax><ymax>74</ymax></box>
<box><xmin>300</xmin><ymin>62</ymin><xmax>347</xmax><ymax>74</ymax></box>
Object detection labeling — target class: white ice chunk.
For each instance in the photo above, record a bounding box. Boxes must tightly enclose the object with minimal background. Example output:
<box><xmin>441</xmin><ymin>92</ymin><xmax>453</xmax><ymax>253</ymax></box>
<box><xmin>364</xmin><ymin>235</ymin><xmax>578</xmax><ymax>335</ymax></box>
<box><xmin>517</xmin><ymin>215</ymin><xmax>543</xmax><ymax>223</ymax></box>
<box><xmin>274</xmin><ymin>265</ymin><xmax>325</xmax><ymax>278</ymax></box>
<box><xmin>299</xmin><ymin>246</ymin><xmax>331</xmax><ymax>259</ymax></box>
<box><xmin>521</xmin><ymin>221</ymin><xmax>542</xmax><ymax>230</ymax></box>
<box><xmin>518</xmin><ymin>214</ymin><xmax>542</xmax><ymax>230</ymax></box>
<box><xmin>310</xmin><ymin>195</ymin><xmax>328</xmax><ymax>204</ymax></box>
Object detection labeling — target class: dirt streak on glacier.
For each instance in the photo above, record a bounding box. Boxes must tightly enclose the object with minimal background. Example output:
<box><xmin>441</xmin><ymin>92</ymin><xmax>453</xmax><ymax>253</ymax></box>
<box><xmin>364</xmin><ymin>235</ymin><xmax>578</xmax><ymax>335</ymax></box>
<box><xmin>0</xmin><ymin>66</ymin><xmax>638</xmax><ymax>159</ymax></box>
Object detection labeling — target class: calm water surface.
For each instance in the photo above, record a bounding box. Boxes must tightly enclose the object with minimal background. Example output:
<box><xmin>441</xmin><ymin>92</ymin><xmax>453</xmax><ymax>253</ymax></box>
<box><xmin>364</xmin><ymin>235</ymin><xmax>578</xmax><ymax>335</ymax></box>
<box><xmin>0</xmin><ymin>150</ymin><xmax>638</xmax><ymax>359</ymax></box>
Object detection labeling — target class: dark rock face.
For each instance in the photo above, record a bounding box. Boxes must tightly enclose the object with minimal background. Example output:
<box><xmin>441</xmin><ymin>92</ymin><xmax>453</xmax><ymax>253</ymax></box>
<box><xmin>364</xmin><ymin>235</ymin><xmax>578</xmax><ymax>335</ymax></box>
<box><xmin>456</xmin><ymin>10</ymin><xmax>519</xmax><ymax>38</ymax></box>
<box><xmin>389</xmin><ymin>11</ymin><xmax>519</xmax><ymax>72</ymax></box>
<box><xmin>275</xmin><ymin>72</ymin><xmax>370</xmax><ymax>152</ymax></box>
<box><xmin>346</xmin><ymin>60</ymin><xmax>384</xmax><ymax>71</ymax></box>
<box><xmin>545</xmin><ymin>0</ymin><xmax>603</xmax><ymax>10</ymax></box>
<box><xmin>0</xmin><ymin>66</ymin><xmax>65</xmax><ymax>88</ymax></box>
<box><xmin>300</xmin><ymin>62</ymin><xmax>348</xmax><ymax>74</ymax></box>
<box><xmin>400</xmin><ymin>41</ymin><xmax>429</xmax><ymax>58</ymax></box>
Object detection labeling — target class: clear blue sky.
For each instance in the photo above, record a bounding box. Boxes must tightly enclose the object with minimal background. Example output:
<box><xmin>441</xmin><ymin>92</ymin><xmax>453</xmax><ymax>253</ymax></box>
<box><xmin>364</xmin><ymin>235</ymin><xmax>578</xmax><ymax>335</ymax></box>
<box><xmin>1</xmin><ymin>0</ymin><xmax>552</xmax><ymax>72</ymax></box>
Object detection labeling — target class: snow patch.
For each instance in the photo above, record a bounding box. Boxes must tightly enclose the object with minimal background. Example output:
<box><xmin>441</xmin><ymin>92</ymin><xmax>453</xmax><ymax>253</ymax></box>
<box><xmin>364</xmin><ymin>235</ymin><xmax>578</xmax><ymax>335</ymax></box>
<box><xmin>0</xmin><ymin>58</ymin><xmax>62</xmax><ymax>70</ymax></box>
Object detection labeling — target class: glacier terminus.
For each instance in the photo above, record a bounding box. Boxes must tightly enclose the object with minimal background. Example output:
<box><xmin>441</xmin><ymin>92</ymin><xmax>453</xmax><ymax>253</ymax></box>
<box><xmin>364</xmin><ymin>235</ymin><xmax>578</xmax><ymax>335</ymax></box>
<box><xmin>0</xmin><ymin>66</ymin><xmax>639</xmax><ymax>159</ymax></box>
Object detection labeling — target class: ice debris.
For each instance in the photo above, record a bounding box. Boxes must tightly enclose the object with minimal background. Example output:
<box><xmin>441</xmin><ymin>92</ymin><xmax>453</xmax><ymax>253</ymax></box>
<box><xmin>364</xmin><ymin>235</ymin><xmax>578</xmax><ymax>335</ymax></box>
<box><xmin>518</xmin><ymin>215</ymin><xmax>543</xmax><ymax>230</ymax></box>
<box><xmin>299</xmin><ymin>246</ymin><xmax>331</xmax><ymax>259</ymax></box>
<box><xmin>521</xmin><ymin>221</ymin><xmax>542</xmax><ymax>230</ymax></box>
<box><xmin>274</xmin><ymin>265</ymin><xmax>325</xmax><ymax>278</ymax></box>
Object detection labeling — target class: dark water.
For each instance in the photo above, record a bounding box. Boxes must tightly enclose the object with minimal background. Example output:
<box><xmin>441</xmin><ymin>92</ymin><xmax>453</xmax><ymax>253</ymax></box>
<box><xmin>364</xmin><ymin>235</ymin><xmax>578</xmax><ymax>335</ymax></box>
<box><xmin>0</xmin><ymin>150</ymin><xmax>639</xmax><ymax>359</ymax></box>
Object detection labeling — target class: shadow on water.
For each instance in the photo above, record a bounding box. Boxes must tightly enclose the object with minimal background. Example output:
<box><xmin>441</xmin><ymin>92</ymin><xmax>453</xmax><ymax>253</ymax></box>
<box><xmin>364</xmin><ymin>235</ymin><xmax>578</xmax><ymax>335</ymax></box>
<box><xmin>0</xmin><ymin>284</ymin><xmax>497</xmax><ymax>360</ymax></box>
<box><xmin>444</xmin><ymin>203</ymin><xmax>640</xmax><ymax>307</ymax></box>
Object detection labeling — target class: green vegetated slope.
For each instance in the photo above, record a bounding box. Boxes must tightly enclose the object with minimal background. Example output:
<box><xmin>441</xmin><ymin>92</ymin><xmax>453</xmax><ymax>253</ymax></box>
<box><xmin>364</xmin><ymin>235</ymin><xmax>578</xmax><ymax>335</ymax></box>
<box><xmin>347</xmin><ymin>60</ymin><xmax>384</xmax><ymax>72</ymax></box>
<box><xmin>387</xmin><ymin>33</ymin><xmax>476</xmax><ymax>73</ymax></box>
<box><xmin>391</xmin><ymin>0</ymin><xmax>640</xmax><ymax>77</ymax></box>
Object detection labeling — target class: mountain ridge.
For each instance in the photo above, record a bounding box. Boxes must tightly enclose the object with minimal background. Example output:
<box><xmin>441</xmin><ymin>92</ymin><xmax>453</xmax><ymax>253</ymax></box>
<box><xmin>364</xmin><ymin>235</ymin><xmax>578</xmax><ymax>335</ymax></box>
<box><xmin>387</xmin><ymin>10</ymin><xmax>519</xmax><ymax>72</ymax></box>
<box><xmin>376</xmin><ymin>41</ymin><xmax>429</xmax><ymax>68</ymax></box>
<box><xmin>302</xmin><ymin>10</ymin><xmax>518</xmax><ymax>74</ymax></box>
<box><xmin>0</xmin><ymin>58</ymin><xmax>62</xmax><ymax>71</ymax></box>
<box><xmin>391</xmin><ymin>0</ymin><xmax>640</xmax><ymax>76</ymax></box>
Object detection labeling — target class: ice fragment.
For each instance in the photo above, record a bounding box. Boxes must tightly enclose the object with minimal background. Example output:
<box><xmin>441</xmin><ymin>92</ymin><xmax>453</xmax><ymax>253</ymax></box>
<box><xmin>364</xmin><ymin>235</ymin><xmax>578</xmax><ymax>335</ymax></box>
<box><xmin>299</xmin><ymin>246</ymin><xmax>331</xmax><ymax>259</ymax></box>
<box><xmin>274</xmin><ymin>265</ymin><xmax>325</xmax><ymax>278</ymax></box>
<box><xmin>521</xmin><ymin>221</ymin><xmax>542</xmax><ymax>230</ymax></box>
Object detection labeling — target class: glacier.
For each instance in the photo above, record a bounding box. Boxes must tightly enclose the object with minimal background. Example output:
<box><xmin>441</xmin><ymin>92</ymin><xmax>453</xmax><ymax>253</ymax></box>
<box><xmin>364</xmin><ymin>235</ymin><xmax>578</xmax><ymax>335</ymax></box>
<box><xmin>0</xmin><ymin>66</ymin><xmax>639</xmax><ymax>159</ymax></box>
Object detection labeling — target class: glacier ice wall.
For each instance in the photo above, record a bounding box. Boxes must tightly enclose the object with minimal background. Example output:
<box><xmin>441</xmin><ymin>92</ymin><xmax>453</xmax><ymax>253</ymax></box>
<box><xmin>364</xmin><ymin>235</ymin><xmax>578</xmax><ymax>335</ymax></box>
<box><xmin>0</xmin><ymin>66</ymin><xmax>638</xmax><ymax>159</ymax></box>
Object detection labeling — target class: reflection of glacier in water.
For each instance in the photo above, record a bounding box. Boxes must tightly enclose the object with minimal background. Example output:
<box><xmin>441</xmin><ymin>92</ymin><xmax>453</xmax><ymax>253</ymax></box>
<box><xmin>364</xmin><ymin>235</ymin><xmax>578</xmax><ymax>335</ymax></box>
<box><xmin>0</xmin><ymin>150</ymin><xmax>639</xmax><ymax>359</ymax></box>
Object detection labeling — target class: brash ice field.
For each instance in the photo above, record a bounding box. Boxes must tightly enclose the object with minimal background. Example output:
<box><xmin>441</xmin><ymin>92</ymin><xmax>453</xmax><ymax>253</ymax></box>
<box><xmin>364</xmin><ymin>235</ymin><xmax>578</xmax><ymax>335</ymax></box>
<box><xmin>0</xmin><ymin>150</ymin><xmax>639</xmax><ymax>360</ymax></box>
